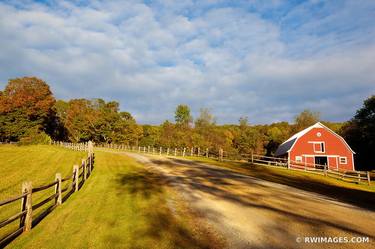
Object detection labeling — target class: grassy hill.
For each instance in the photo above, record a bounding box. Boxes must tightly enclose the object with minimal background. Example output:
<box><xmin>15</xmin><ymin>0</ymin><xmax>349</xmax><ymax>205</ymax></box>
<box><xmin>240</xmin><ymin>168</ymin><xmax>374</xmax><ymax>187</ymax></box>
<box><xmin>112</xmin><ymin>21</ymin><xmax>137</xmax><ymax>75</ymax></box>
<box><xmin>1</xmin><ymin>146</ymin><xmax>223</xmax><ymax>249</ymax></box>
<box><xmin>0</xmin><ymin>145</ymin><xmax>86</xmax><ymax>244</ymax></box>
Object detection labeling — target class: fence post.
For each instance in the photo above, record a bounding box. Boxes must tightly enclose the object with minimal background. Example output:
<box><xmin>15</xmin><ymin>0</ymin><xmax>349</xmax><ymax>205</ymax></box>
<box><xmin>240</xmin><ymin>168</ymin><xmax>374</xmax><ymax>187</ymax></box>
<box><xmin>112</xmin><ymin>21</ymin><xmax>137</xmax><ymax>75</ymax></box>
<box><xmin>159</xmin><ymin>147</ymin><xmax>162</xmax><ymax>155</ymax></box>
<box><xmin>358</xmin><ymin>172</ymin><xmax>361</xmax><ymax>183</ymax></box>
<box><xmin>88</xmin><ymin>141</ymin><xmax>93</xmax><ymax>155</ymax></box>
<box><xmin>219</xmin><ymin>148</ymin><xmax>223</xmax><ymax>161</ymax></box>
<box><xmin>198</xmin><ymin>147</ymin><xmax>200</xmax><ymax>157</ymax></box>
<box><xmin>82</xmin><ymin>159</ymin><xmax>87</xmax><ymax>181</ymax></box>
<box><xmin>206</xmin><ymin>148</ymin><xmax>209</xmax><ymax>158</ymax></box>
<box><xmin>251</xmin><ymin>153</ymin><xmax>254</xmax><ymax>163</ymax></box>
<box><xmin>20</xmin><ymin>181</ymin><xmax>32</xmax><ymax>231</ymax></box>
<box><xmin>183</xmin><ymin>148</ymin><xmax>186</xmax><ymax>157</ymax></box>
<box><xmin>73</xmin><ymin>165</ymin><xmax>79</xmax><ymax>192</ymax></box>
<box><xmin>174</xmin><ymin>148</ymin><xmax>177</xmax><ymax>156</ymax></box>
<box><xmin>191</xmin><ymin>147</ymin><xmax>193</xmax><ymax>156</ymax></box>
<box><xmin>367</xmin><ymin>171</ymin><xmax>371</xmax><ymax>185</ymax></box>
<box><xmin>55</xmin><ymin>173</ymin><xmax>62</xmax><ymax>205</ymax></box>
<box><xmin>324</xmin><ymin>164</ymin><xmax>327</xmax><ymax>176</ymax></box>
<box><xmin>87</xmin><ymin>152</ymin><xmax>92</xmax><ymax>175</ymax></box>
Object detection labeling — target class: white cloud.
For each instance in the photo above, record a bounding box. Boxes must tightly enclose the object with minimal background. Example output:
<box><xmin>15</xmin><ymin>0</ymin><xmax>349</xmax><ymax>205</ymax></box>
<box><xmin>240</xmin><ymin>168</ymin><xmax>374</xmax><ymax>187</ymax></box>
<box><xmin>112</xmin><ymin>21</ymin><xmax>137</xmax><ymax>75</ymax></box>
<box><xmin>0</xmin><ymin>0</ymin><xmax>374</xmax><ymax>124</ymax></box>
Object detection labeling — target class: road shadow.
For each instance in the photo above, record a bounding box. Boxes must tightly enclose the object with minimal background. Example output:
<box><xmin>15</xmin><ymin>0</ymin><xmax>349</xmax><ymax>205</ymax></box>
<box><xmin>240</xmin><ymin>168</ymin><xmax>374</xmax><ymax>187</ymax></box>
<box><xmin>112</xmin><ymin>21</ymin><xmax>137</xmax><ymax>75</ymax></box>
<box><xmin>146</xmin><ymin>157</ymin><xmax>375</xmax><ymax>243</ymax></box>
<box><xmin>170</xmin><ymin>158</ymin><xmax>375</xmax><ymax>212</ymax></box>
<box><xmin>114</xmin><ymin>168</ymin><xmax>225</xmax><ymax>249</ymax></box>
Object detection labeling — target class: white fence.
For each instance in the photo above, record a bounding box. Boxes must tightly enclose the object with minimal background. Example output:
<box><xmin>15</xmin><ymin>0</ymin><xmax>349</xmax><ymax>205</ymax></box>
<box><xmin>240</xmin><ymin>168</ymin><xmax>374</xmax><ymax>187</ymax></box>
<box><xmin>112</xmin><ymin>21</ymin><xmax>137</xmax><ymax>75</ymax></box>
<box><xmin>96</xmin><ymin>143</ymin><xmax>373</xmax><ymax>186</ymax></box>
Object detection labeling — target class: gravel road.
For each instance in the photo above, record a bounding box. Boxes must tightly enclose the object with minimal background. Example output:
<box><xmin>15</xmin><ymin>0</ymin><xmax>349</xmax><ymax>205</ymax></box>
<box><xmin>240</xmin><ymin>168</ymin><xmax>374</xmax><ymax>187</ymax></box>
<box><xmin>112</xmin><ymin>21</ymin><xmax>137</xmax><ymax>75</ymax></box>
<box><xmin>125</xmin><ymin>152</ymin><xmax>375</xmax><ymax>249</ymax></box>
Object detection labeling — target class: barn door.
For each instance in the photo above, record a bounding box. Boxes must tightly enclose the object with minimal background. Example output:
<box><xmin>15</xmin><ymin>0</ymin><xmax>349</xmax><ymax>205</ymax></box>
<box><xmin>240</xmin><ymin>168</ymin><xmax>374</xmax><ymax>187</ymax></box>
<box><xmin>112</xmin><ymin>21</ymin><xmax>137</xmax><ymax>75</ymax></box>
<box><xmin>314</xmin><ymin>156</ymin><xmax>327</xmax><ymax>169</ymax></box>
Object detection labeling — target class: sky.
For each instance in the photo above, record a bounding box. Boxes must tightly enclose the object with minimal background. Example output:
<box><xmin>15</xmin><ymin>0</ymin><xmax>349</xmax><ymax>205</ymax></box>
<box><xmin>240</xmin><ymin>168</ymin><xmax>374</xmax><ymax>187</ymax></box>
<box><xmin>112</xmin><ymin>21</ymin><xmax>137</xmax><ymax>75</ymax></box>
<box><xmin>0</xmin><ymin>0</ymin><xmax>374</xmax><ymax>124</ymax></box>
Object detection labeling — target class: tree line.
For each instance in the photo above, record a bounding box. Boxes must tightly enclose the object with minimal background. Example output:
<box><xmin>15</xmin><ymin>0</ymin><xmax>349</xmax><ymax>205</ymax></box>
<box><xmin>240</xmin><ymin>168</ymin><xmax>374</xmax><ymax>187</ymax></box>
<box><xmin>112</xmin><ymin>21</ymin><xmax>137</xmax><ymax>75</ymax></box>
<box><xmin>0</xmin><ymin>77</ymin><xmax>373</xmax><ymax>170</ymax></box>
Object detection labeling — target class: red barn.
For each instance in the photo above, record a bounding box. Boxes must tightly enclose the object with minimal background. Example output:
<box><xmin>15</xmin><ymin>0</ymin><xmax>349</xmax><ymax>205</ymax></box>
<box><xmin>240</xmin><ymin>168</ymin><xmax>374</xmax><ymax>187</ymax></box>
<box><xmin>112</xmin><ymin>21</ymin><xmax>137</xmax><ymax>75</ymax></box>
<box><xmin>275</xmin><ymin>122</ymin><xmax>355</xmax><ymax>171</ymax></box>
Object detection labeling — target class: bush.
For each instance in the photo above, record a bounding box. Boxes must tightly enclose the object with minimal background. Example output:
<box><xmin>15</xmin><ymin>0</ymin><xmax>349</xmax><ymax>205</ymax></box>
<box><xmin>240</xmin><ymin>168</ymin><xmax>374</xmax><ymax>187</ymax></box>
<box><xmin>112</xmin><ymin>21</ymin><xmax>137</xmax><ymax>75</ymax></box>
<box><xmin>18</xmin><ymin>129</ymin><xmax>52</xmax><ymax>145</ymax></box>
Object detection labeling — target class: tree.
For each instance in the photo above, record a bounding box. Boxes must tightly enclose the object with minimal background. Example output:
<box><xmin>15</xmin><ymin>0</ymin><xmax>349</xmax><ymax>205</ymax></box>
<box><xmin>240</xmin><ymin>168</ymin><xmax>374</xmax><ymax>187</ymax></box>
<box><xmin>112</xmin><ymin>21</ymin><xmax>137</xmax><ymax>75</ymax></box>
<box><xmin>159</xmin><ymin>120</ymin><xmax>176</xmax><ymax>148</ymax></box>
<box><xmin>139</xmin><ymin>125</ymin><xmax>160</xmax><ymax>147</ymax></box>
<box><xmin>239</xmin><ymin>116</ymin><xmax>249</xmax><ymax>130</ymax></box>
<box><xmin>195</xmin><ymin>108</ymin><xmax>216</xmax><ymax>129</ymax></box>
<box><xmin>0</xmin><ymin>77</ymin><xmax>56</xmax><ymax>141</ymax></box>
<box><xmin>234</xmin><ymin>126</ymin><xmax>264</xmax><ymax>155</ymax></box>
<box><xmin>294</xmin><ymin>109</ymin><xmax>320</xmax><ymax>132</ymax></box>
<box><xmin>341</xmin><ymin>95</ymin><xmax>375</xmax><ymax>170</ymax></box>
<box><xmin>63</xmin><ymin>99</ymin><xmax>94</xmax><ymax>142</ymax></box>
<box><xmin>174</xmin><ymin>104</ymin><xmax>192</xmax><ymax>127</ymax></box>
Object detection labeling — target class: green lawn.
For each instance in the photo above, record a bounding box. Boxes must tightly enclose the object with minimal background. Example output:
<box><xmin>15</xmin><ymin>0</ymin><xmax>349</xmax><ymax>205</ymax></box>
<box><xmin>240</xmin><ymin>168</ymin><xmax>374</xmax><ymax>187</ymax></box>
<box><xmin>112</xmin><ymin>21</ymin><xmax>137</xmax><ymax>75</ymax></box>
<box><xmin>0</xmin><ymin>145</ymin><xmax>86</xmax><ymax>199</ymax></box>
<box><xmin>0</xmin><ymin>145</ymin><xmax>86</xmax><ymax>241</ymax></box>
<box><xmin>4</xmin><ymin>149</ymin><xmax>223</xmax><ymax>249</ymax></box>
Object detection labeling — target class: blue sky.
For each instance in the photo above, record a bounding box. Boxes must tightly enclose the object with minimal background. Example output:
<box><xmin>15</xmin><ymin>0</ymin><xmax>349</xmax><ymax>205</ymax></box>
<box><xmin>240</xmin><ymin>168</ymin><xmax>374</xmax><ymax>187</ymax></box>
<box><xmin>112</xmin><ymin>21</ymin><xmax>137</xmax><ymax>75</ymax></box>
<box><xmin>0</xmin><ymin>0</ymin><xmax>374</xmax><ymax>124</ymax></box>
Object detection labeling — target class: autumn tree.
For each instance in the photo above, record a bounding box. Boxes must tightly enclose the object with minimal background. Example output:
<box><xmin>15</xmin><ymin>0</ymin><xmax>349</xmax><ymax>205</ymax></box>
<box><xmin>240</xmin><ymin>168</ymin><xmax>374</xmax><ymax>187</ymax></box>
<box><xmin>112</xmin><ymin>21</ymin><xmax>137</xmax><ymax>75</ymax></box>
<box><xmin>55</xmin><ymin>98</ymin><xmax>143</xmax><ymax>144</ymax></box>
<box><xmin>159</xmin><ymin>120</ymin><xmax>176</xmax><ymax>148</ymax></box>
<box><xmin>293</xmin><ymin>109</ymin><xmax>320</xmax><ymax>132</ymax></box>
<box><xmin>115</xmin><ymin>112</ymin><xmax>143</xmax><ymax>146</ymax></box>
<box><xmin>0</xmin><ymin>77</ymin><xmax>56</xmax><ymax>141</ymax></box>
<box><xmin>139</xmin><ymin>125</ymin><xmax>160</xmax><ymax>147</ymax></box>
<box><xmin>238</xmin><ymin>116</ymin><xmax>249</xmax><ymax>129</ymax></box>
<box><xmin>61</xmin><ymin>99</ymin><xmax>94</xmax><ymax>142</ymax></box>
<box><xmin>233</xmin><ymin>117</ymin><xmax>265</xmax><ymax>155</ymax></box>
<box><xmin>175</xmin><ymin>104</ymin><xmax>192</xmax><ymax>127</ymax></box>
<box><xmin>195</xmin><ymin>108</ymin><xmax>216</xmax><ymax>129</ymax></box>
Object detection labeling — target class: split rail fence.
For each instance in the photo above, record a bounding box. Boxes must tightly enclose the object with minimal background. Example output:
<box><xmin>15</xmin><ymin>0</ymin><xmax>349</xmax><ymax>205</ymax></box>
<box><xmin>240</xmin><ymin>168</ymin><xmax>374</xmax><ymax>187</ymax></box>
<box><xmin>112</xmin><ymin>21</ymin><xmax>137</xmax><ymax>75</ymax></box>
<box><xmin>97</xmin><ymin>143</ymin><xmax>373</xmax><ymax>186</ymax></box>
<box><xmin>0</xmin><ymin>141</ymin><xmax>95</xmax><ymax>248</ymax></box>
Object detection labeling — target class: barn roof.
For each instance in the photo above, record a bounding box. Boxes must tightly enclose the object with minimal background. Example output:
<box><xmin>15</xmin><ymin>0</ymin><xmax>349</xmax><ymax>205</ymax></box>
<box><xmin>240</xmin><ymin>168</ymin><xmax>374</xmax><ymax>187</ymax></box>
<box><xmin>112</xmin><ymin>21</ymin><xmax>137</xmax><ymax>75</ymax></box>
<box><xmin>274</xmin><ymin>122</ymin><xmax>355</xmax><ymax>156</ymax></box>
<box><xmin>274</xmin><ymin>137</ymin><xmax>297</xmax><ymax>156</ymax></box>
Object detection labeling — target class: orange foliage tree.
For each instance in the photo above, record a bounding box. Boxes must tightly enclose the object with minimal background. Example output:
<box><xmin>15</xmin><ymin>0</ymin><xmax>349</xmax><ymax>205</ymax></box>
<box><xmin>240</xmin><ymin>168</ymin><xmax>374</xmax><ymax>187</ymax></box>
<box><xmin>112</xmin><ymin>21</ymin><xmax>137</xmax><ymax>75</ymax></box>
<box><xmin>0</xmin><ymin>77</ymin><xmax>56</xmax><ymax>141</ymax></box>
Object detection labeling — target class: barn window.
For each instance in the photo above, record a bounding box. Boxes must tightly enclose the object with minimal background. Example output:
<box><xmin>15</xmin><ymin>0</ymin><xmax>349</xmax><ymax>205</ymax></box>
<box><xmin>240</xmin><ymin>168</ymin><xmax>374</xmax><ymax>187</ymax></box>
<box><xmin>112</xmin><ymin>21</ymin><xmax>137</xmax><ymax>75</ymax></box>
<box><xmin>295</xmin><ymin>156</ymin><xmax>302</xmax><ymax>163</ymax></box>
<box><xmin>313</xmin><ymin>142</ymin><xmax>325</xmax><ymax>153</ymax></box>
<box><xmin>340</xmin><ymin>157</ymin><xmax>347</xmax><ymax>164</ymax></box>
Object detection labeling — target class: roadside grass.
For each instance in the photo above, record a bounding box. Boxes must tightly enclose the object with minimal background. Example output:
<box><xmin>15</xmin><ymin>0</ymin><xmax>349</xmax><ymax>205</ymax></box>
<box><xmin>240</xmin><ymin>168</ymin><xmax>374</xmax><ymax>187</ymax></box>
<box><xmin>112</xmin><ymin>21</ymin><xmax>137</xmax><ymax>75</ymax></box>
<box><xmin>168</xmin><ymin>156</ymin><xmax>375</xmax><ymax>210</ymax></box>
<box><xmin>8</xmin><ymin>151</ymin><xmax>224</xmax><ymax>249</ymax></box>
<box><xmin>0</xmin><ymin>145</ymin><xmax>86</xmax><ymax>241</ymax></box>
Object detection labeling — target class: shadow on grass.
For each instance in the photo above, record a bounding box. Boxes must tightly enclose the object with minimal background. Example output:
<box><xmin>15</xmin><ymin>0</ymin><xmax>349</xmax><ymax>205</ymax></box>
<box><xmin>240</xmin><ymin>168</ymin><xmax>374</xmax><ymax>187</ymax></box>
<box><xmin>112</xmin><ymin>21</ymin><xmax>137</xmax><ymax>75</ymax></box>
<box><xmin>114</xmin><ymin>169</ymin><xmax>223</xmax><ymax>249</ymax></box>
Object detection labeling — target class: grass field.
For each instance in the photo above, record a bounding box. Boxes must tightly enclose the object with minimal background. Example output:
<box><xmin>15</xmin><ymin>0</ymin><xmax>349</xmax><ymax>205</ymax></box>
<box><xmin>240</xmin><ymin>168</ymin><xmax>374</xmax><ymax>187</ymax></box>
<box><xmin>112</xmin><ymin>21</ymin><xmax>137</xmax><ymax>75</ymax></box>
<box><xmin>2</xmin><ymin>147</ymin><xmax>223</xmax><ymax>249</ymax></box>
<box><xmin>0</xmin><ymin>145</ymin><xmax>87</xmax><ymax>199</ymax></box>
<box><xmin>0</xmin><ymin>145</ymin><xmax>87</xmax><ymax>244</ymax></box>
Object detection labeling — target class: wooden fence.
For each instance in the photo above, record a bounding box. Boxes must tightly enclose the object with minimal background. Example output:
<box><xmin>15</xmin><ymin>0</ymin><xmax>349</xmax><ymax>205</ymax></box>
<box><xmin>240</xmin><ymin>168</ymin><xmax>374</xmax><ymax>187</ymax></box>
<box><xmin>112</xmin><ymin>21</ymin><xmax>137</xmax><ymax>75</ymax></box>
<box><xmin>51</xmin><ymin>141</ymin><xmax>90</xmax><ymax>151</ymax></box>
<box><xmin>0</xmin><ymin>142</ymin><xmax>95</xmax><ymax>248</ymax></box>
<box><xmin>96</xmin><ymin>144</ymin><xmax>221</xmax><ymax>159</ymax></box>
<box><xmin>250</xmin><ymin>154</ymin><xmax>372</xmax><ymax>185</ymax></box>
<box><xmin>96</xmin><ymin>143</ymin><xmax>372</xmax><ymax>186</ymax></box>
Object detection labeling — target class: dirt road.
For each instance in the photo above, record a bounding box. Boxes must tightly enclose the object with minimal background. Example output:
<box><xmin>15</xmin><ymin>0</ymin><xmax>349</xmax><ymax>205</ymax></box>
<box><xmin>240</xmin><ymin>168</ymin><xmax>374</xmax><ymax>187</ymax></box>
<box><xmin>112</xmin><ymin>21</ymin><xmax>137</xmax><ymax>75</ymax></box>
<box><xmin>125</xmin><ymin>152</ymin><xmax>375</xmax><ymax>249</ymax></box>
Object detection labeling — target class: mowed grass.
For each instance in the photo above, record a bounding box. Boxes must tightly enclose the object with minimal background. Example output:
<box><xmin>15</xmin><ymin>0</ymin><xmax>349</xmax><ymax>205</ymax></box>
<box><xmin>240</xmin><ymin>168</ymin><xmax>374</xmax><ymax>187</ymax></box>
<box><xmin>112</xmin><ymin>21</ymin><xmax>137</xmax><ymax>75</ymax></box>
<box><xmin>0</xmin><ymin>145</ymin><xmax>86</xmax><ymax>242</ymax></box>
<box><xmin>173</xmin><ymin>156</ymin><xmax>375</xmax><ymax>210</ymax></box>
<box><xmin>0</xmin><ymin>145</ymin><xmax>86</xmax><ymax>199</ymax></box>
<box><xmin>7</xmin><ymin>151</ymin><xmax>223</xmax><ymax>249</ymax></box>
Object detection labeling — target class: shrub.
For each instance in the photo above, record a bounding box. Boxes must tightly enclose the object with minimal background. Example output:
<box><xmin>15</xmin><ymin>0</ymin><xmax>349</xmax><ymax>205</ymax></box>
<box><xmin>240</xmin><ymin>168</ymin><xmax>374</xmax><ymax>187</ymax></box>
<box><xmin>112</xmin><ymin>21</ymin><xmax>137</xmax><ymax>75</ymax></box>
<box><xmin>18</xmin><ymin>128</ymin><xmax>52</xmax><ymax>145</ymax></box>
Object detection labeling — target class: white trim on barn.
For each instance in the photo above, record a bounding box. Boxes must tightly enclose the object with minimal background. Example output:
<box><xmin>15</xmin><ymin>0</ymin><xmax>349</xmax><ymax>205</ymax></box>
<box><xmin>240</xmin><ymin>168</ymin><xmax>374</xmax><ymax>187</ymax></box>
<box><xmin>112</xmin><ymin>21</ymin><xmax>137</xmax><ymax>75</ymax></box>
<box><xmin>351</xmin><ymin>154</ymin><xmax>355</xmax><ymax>171</ymax></box>
<box><xmin>340</xmin><ymin>156</ymin><xmax>348</xmax><ymax>164</ymax></box>
<box><xmin>274</xmin><ymin>122</ymin><xmax>355</xmax><ymax>156</ymax></box>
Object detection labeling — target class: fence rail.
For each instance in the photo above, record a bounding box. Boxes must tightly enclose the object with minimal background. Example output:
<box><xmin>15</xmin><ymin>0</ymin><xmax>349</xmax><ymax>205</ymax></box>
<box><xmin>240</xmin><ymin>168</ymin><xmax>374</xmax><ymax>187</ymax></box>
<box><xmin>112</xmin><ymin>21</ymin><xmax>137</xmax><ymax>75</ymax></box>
<box><xmin>0</xmin><ymin>141</ymin><xmax>95</xmax><ymax>248</ymax></box>
<box><xmin>96</xmin><ymin>143</ymin><xmax>373</xmax><ymax>186</ymax></box>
